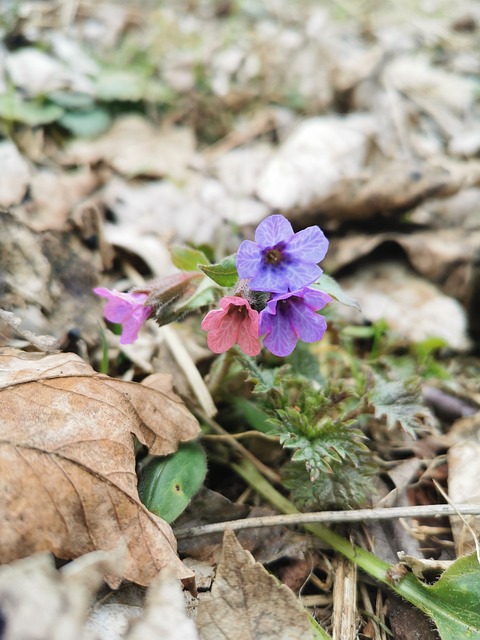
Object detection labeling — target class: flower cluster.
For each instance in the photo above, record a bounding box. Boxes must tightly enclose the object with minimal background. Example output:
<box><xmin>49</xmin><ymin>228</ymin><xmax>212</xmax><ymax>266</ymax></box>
<box><xmin>202</xmin><ymin>215</ymin><xmax>331</xmax><ymax>357</ymax></box>
<box><xmin>94</xmin><ymin>214</ymin><xmax>331</xmax><ymax>358</ymax></box>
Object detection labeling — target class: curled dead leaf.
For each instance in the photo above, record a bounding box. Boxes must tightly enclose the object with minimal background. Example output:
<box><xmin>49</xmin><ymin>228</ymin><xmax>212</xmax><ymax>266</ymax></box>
<box><xmin>196</xmin><ymin>528</ymin><xmax>312</xmax><ymax>640</ymax></box>
<box><xmin>0</xmin><ymin>348</ymin><xmax>200</xmax><ymax>587</ymax></box>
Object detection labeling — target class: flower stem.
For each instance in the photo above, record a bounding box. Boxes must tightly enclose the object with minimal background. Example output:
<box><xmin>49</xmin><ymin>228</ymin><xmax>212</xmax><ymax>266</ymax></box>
<box><xmin>231</xmin><ymin>458</ymin><xmax>437</xmax><ymax>615</ymax></box>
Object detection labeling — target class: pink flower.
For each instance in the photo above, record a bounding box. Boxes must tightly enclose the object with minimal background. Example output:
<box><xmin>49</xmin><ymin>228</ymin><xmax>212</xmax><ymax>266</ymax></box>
<box><xmin>201</xmin><ymin>296</ymin><xmax>261</xmax><ymax>356</ymax></box>
<box><xmin>93</xmin><ymin>288</ymin><xmax>153</xmax><ymax>344</ymax></box>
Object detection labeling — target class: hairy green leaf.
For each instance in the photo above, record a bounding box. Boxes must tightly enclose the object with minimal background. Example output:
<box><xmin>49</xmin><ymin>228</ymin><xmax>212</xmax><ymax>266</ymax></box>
<box><xmin>199</xmin><ymin>254</ymin><xmax>238</xmax><ymax>287</ymax></box>
<box><xmin>312</xmin><ymin>273</ymin><xmax>360</xmax><ymax>311</ymax></box>
<box><xmin>170</xmin><ymin>245</ymin><xmax>210</xmax><ymax>271</ymax></box>
<box><xmin>368</xmin><ymin>373</ymin><xmax>433</xmax><ymax>435</ymax></box>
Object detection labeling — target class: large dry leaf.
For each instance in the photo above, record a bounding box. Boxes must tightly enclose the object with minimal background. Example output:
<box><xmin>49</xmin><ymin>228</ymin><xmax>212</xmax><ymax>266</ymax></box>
<box><xmin>0</xmin><ymin>348</ymin><xmax>200</xmax><ymax>586</ymax></box>
<box><xmin>196</xmin><ymin>529</ymin><xmax>312</xmax><ymax>640</ymax></box>
<box><xmin>336</xmin><ymin>261</ymin><xmax>470</xmax><ymax>350</ymax></box>
<box><xmin>64</xmin><ymin>115</ymin><xmax>196</xmax><ymax>181</ymax></box>
<box><xmin>0</xmin><ymin>550</ymin><xmax>118</xmax><ymax>640</ymax></box>
<box><xmin>448</xmin><ymin>414</ymin><xmax>480</xmax><ymax>557</ymax></box>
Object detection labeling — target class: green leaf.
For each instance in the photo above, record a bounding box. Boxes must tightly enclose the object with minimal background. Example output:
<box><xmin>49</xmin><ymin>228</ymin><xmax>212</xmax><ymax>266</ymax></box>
<box><xmin>59</xmin><ymin>108</ymin><xmax>112</xmax><ymax>138</ymax></box>
<box><xmin>199</xmin><ymin>254</ymin><xmax>238</xmax><ymax>287</ymax></box>
<box><xmin>47</xmin><ymin>91</ymin><xmax>96</xmax><ymax>109</ymax></box>
<box><xmin>94</xmin><ymin>69</ymin><xmax>148</xmax><ymax>101</ymax></box>
<box><xmin>170</xmin><ymin>245</ymin><xmax>210</xmax><ymax>271</ymax></box>
<box><xmin>424</xmin><ymin>553</ymin><xmax>480</xmax><ymax>638</ymax></box>
<box><xmin>368</xmin><ymin>373</ymin><xmax>433</xmax><ymax>435</ymax></box>
<box><xmin>0</xmin><ymin>94</ymin><xmax>64</xmax><ymax>125</ymax></box>
<box><xmin>138</xmin><ymin>441</ymin><xmax>207</xmax><ymax>523</ymax></box>
<box><xmin>312</xmin><ymin>273</ymin><xmax>360</xmax><ymax>311</ymax></box>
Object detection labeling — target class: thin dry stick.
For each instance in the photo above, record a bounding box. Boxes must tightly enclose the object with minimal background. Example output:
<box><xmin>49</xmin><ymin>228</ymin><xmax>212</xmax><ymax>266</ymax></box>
<box><xmin>198</xmin><ymin>411</ymin><xmax>282</xmax><ymax>485</ymax></box>
<box><xmin>174</xmin><ymin>503</ymin><xmax>480</xmax><ymax>539</ymax></box>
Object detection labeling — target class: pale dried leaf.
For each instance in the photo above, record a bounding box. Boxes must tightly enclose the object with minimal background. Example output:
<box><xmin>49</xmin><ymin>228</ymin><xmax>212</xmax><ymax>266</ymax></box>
<box><xmin>87</xmin><ymin>604</ymin><xmax>142</xmax><ymax>640</ymax></box>
<box><xmin>6</xmin><ymin>47</ymin><xmax>93</xmax><ymax>96</ymax></box>
<box><xmin>337</xmin><ymin>261</ymin><xmax>470</xmax><ymax>350</ymax></box>
<box><xmin>0</xmin><ymin>140</ymin><xmax>31</xmax><ymax>207</ymax></box>
<box><xmin>29</xmin><ymin>168</ymin><xmax>99</xmax><ymax>230</ymax></box>
<box><xmin>0</xmin><ymin>309</ymin><xmax>59</xmax><ymax>352</ymax></box>
<box><xmin>65</xmin><ymin>115</ymin><xmax>196</xmax><ymax>181</ymax></box>
<box><xmin>127</xmin><ymin>571</ymin><xmax>199</xmax><ymax>640</ymax></box>
<box><xmin>0</xmin><ymin>549</ymin><xmax>121</xmax><ymax>640</ymax></box>
<box><xmin>196</xmin><ymin>529</ymin><xmax>312</xmax><ymax>640</ymax></box>
<box><xmin>448</xmin><ymin>414</ymin><xmax>480</xmax><ymax>557</ymax></box>
<box><xmin>0</xmin><ymin>348</ymin><xmax>200</xmax><ymax>586</ymax></box>
<box><xmin>256</xmin><ymin>115</ymin><xmax>373</xmax><ymax>211</ymax></box>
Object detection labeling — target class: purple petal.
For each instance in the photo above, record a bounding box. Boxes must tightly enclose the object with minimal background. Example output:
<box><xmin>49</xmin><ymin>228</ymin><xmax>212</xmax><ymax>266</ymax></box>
<box><xmin>236</xmin><ymin>240</ymin><xmax>262</xmax><ymax>279</ymax></box>
<box><xmin>287</xmin><ymin>226</ymin><xmax>329</xmax><ymax>263</ymax></box>
<box><xmin>119</xmin><ymin>305</ymin><xmax>152</xmax><ymax>344</ymax></box>
<box><xmin>249</xmin><ymin>263</ymin><xmax>291</xmax><ymax>293</ymax></box>
<box><xmin>260</xmin><ymin>304</ymin><xmax>298</xmax><ymax>357</ymax></box>
<box><xmin>284</xmin><ymin>262</ymin><xmax>322</xmax><ymax>291</ymax></box>
<box><xmin>302</xmin><ymin>287</ymin><xmax>332</xmax><ymax>310</ymax></box>
<box><xmin>254</xmin><ymin>215</ymin><xmax>293</xmax><ymax>247</ymax></box>
<box><xmin>287</xmin><ymin>301</ymin><xmax>328</xmax><ymax>343</ymax></box>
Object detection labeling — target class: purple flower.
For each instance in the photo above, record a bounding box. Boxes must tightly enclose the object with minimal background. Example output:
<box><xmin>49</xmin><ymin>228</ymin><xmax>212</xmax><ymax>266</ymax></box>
<box><xmin>93</xmin><ymin>288</ymin><xmax>153</xmax><ymax>344</ymax></box>
<box><xmin>236</xmin><ymin>214</ymin><xmax>328</xmax><ymax>293</ymax></box>
<box><xmin>259</xmin><ymin>287</ymin><xmax>332</xmax><ymax>357</ymax></box>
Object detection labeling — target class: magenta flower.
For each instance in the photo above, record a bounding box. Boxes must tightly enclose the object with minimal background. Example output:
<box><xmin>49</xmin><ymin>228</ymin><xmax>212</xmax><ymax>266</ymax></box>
<box><xmin>201</xmin><ymin>296</ymin><xmax>261</xmax><ymax>356</ymax></box>
<box><xmin>236</xmin><ymin>214</ymin><xmax>328</xmax><ymax>293</ymax></box>
<box><xmin>93</xmin><ymin>288</ymin><xmax>153</xmax><ymax>344</ymax></box>
<box><xmin>259</xmin><ymin>287</ymin><xmax>332</xmax><ymax>357</ymax></box>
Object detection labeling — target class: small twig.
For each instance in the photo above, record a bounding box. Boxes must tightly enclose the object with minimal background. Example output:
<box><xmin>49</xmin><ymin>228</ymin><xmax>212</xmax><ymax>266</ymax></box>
<box><xmin>174</xmin><ymin>503</ymin><xmax>480</xmax><ymax>539</ymax></box>
<box><xmin>197</xmin><ymin>411</ymin><xmax>282</xmax><ymax>485</ymax></box>
<box><xmin>202</xmin><ymin>431</ymin><xmax>279</xmax><ymax>442</ymax></box>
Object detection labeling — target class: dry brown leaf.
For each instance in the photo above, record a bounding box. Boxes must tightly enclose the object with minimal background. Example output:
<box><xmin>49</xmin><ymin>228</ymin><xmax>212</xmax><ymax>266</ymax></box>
<box><xmin>29</xmin><ymin>168</ymin><xmax>99</xmax><ymax>231</ymax></box>
<box><xmin>448</xmin><ymin>413</ymin><xmax>480</xmax><ymax>557</ymax></box>
<box><xmin>0</xmin><ymin>309</ymin><xmax>60</xmax><ymax>352</ymax></box>
<box><xmin>0</xmin><ymin>140</ymin><xmax>31</xmax><ymax>207</ymax></box>
<box><xmin>64</xmin><ymin>115</ymin><xmax>196</xmax><ymax>181</ymax></box>
<box><xmin>337</xmin><ymin>261</ymin><xmax>470</xmax><ymax>350</ymax></box>
<box><xmin>196</xmin><ymin>529</ymin><xmax>312</xmax><ymax>640</ymax></box>
<box><xmin>0</xmin><ymin>348</ymin><xmax>200</xmax><ymax>586</ymax></box>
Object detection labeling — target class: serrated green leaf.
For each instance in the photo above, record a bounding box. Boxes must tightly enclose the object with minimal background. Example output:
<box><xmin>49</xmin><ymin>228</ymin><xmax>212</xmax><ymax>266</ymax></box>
<box><xmin>0</xmin><ymin>94</ymin><xmax>64</xmax><ymax>125</ymax></box>
<box><xmin>312</xmin><ymin>273</ymin><xmax>360</xmax><ymax>311</ymax></box>
<box><xmin>170</xmin><ymin>245</ymin><xmax>210</xmax><ymax>271</ymax></box>
<box><xmin>138</xmin><ymin>441</ymin><xmax>207</xmax><ymax>523</ymax></box>
<box><xmin>368</xmin><ymin>373</ymin><xmax>432</xmax><ymax>435</ymax></box>
<box><xmin>199</xmin><ymin>254</ymin><xmax>238</xmax><ymax>287</ymax></box>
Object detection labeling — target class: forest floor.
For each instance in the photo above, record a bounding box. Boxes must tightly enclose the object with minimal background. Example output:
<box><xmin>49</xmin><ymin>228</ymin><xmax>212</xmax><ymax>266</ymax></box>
<box><xmin>1</xmin><ymin>1</ymin><xmax>480</xmax><ymax>639</ymax></box>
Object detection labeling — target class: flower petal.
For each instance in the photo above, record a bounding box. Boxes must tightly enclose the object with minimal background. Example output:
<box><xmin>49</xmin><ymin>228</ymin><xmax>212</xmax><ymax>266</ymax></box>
<box><xmin>260</xmin><ymin>304</ymin><xmax>297</xmax><ymax>357</ymax></box>
<box><xmin>236</xmin><ymin>240</ymin><xmax>263</xmax><ymax>279</ymax></box>
<box><xmin>201</xmin><ymin>308</ymin><xmax>226</xmax><ymax>331</ymax></box>
<box><xmin>248</xmin><ymin>262</ymin><xmax>291</xmax><ymax>293</ymax></box>
<box><xmin>284</xmin><ymin>262</ymin><xmax>322</xmax><ymax>291</ymax></box>
<box><xmin>119</xmin><ymin>305</ymin><xmax>152</xmax><ymax>344</ymax></box>
<box><xmin>287</xmin><ymin>226</ymin><xmax>329</xmax><ymax>263</ymax></box>
<box><xmin>302</xmin><ymin>287</ymin><xmax>332</xmax><ymax>310</ymax></box>
<box><xmin>237</xmin><ymin>321</ymin><xmax>261</xmax><ymax>356</ymax></box>
<box><xmin>206</xmin><ymin>312</ymin><xmax>241</xmax><ymax>353</ymax></box>
<box><xmin>254</xmin><ymin>214</ymin><xmax>293</xmax><ymax>247</ymax></box>
<box><xmin>287</xmin><ymin>301</ymin><xmax>327</xmax><ymax>343</ymax></box>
